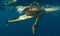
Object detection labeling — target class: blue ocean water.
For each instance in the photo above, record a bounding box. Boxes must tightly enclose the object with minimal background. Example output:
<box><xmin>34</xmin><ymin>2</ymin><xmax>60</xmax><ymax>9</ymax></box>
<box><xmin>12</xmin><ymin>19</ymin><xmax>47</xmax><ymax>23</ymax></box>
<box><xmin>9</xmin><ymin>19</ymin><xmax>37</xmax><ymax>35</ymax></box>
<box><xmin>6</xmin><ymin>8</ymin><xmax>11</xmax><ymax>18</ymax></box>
<box><xmin>0</xmin><ymin>0</ymin><xmax>60</xmax><ymax>36</ymax></box>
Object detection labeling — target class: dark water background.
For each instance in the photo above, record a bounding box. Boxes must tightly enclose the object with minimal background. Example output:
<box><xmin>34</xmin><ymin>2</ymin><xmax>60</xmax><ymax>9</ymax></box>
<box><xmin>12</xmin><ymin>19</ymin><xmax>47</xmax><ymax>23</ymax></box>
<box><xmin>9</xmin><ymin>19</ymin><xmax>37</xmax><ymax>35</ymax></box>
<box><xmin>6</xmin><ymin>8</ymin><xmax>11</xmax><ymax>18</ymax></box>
<box><xmin>0</xmin><ymin>0</ymin><xmax>60</xmax><ymax>36</ymax></box>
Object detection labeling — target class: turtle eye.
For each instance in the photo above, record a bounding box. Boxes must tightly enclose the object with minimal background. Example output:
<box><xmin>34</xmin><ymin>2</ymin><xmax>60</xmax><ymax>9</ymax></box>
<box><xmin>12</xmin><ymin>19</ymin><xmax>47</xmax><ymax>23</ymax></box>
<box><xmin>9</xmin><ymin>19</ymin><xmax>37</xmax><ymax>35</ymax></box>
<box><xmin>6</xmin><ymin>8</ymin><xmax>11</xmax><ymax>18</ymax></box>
<box><xmin>22</xmin><ymin>8</ymin><xmax>30</xmax><ymax>14</ymax></box>
<box><xmin>23</xmin><ymin>8</ymin><xmax>29</xmax><ymax>12</ymax></box>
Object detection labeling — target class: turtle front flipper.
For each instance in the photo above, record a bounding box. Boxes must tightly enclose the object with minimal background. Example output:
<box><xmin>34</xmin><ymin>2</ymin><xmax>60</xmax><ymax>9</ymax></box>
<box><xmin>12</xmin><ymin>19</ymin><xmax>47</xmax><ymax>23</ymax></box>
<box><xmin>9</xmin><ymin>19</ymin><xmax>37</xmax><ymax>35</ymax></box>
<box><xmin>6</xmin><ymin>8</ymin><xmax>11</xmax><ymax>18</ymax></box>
<box><xmin>8</xmin><ymin>14</ymin><xmax>33</xmax><ymax>22</ymax></box>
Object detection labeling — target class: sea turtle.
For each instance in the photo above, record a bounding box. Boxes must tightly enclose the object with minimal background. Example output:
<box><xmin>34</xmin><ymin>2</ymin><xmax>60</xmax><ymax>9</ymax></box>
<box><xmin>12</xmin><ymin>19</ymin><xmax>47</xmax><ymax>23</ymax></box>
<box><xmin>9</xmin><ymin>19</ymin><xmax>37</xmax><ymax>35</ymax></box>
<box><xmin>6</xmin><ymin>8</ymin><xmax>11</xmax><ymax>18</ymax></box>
<box><xmin>7</xmin><ymin>1</ymin><xmax>58</xmax><ymax>36</ymax></box>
